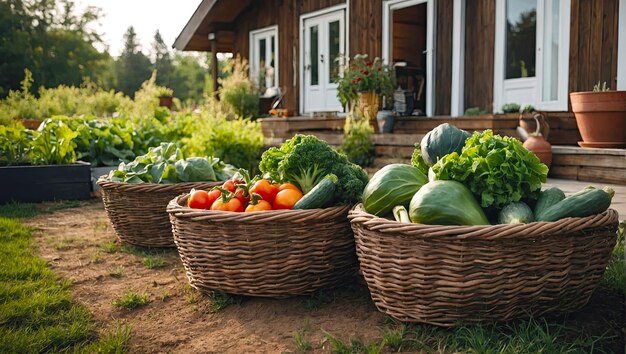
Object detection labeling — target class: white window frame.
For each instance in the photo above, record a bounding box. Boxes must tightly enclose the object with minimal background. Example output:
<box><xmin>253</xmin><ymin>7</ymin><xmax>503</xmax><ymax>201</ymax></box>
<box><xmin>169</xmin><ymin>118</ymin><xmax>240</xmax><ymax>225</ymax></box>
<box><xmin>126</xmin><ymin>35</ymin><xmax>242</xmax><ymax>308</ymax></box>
<box><xmin>493</xmin><ymin>0</ymin><xmax>570</xmax><ymax>112</ymax></box>
<box><xmin>298</xmin><ymin>2</ymin><xmax>350</xmax><ymax>115</ymax></box>
<box><xmin>618</xmin><ymin>0</ymin><xmax>626</xmax><ymax>90</ymax></box>
<box><xmin>382</xmin><ymin>0</ymin><xmax>436</xmax><ymax>116</ymax></box>
<box><xmin>249</xmin><ymin>25</ymin><xmax>279</xmax><ymax>91</ymax></box>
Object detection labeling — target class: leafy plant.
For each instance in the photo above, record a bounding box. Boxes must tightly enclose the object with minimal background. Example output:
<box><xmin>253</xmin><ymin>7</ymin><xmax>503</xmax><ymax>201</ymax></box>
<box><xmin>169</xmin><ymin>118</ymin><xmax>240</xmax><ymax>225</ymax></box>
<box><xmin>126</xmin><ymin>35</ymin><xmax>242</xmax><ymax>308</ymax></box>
<box><xmin>293</xmin><ymin>330</ymin><xmax>313</xmax><ymax>352</ymax></box>
<box><xmin>432</xmin><ymin>130</ymin><xmax>548</xmax><ymax>210</ymax></box>
<box><xmin>593</xmin><ymin>81</ymin><xmax>610</xmax><ymax>92</ymax></box>
<box><xmin>410</xmin><ymin>143</ymin><xmax>430</xmax><ymax>175</ymax></box>
<box><xmin>0</xmin><ymin>124</ymin><xmax>31</xmax><ymax>166</ymax></box>
<box><xmin>521</xmin><ymin>104</ymin><xmax>535</xmax><ymax>113</ymax></box>
<box><xmin>30</xmin><ymin>118</ymin><xmax>79</xmax><ymax>165</ymax></box>
<box><xmin>464</xmin><ymin>107</ymin><xmax>488</xmax><ymax>116</ymax></box>
<box><xmin>219</xmin><ymin>56</ymin><xmax>259</xmax><ymax>119</ymax></box>
<box><xmin>112</xmin><ymin>291</ymin><xmax>150</xmax><ymax>310</ymax></box>
<box><xmin>340</xmin><ymin>115</ymin><xmax>375</xmax><ymax>167</ymax></box>
<box><xmin>501</xmin><ymin>102</ymin><xmax>521</xmax><ymax>113</ymax></box>
<box><xmin>337</xmin><ymin>54</ymin><xmax>394</xmax><ymax>109</ymax></box>
<box><xmin>108</xmin><ymin>142</ymin><xmax>235</xmax><ymax>184</ymax></box>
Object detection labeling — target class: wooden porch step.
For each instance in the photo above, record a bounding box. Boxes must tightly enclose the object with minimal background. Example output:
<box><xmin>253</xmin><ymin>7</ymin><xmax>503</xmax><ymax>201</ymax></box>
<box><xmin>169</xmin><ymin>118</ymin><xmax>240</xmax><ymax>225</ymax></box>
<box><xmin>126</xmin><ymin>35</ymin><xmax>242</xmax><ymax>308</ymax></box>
<box><xmin>549</xmin><ymin>146</ymin><xmax>626</xmax><ymax>185</ymax></box>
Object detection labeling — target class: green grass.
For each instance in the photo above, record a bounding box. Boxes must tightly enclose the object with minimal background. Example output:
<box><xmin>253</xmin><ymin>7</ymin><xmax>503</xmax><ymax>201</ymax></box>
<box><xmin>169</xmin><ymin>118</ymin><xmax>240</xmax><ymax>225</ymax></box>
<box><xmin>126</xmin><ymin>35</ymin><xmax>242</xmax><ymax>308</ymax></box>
<box><xmin>109</xmin><ymin>266</ymin><xmax>125</xmax><ymax>278</ymax></box>
<box><xmin>293</xmin><ymin>329</ymin><xmax>313</xmax><ymax>352</ymax></box>
<box><xmin>322</xmin><ymin>317</ymin><xmax>611</xmax><ymax>354</ymax></box>
<box><xmin>141</xmin><ymin>256</ymin><xmax>167</xmax><ymax>269</ymax></box>
<box><xmin>0</xmin><ymin>214</ymin><xmax>130</xmax><ymax>353</ymax></box>
<box><xmin>601</xmin><ymin>222</ymin><xmax>624</xmax><ymax>293</ymax></box>
<box><xmin>302</xmin><ymin>290</ymin><xmax>334</xmax><ymax>310</ymax></box>
<box><xmin>112</xmin><ymin>291</ymin><xmax>150</xmax><ymax>310</ymax></box>
<box><xmin>100</xmin><ymin>239</ymin><xmax>119</xmax><ymax>253</ymax></box>
<box><xmin>0</xmin><ymin>200</ymin><xmax>81</xmax><ymax>219</ymax></box>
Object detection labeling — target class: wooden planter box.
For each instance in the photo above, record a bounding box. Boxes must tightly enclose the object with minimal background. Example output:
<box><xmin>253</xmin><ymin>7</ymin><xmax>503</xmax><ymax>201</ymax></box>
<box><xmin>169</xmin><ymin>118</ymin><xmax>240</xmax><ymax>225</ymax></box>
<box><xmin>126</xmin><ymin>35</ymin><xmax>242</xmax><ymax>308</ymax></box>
<box><xmin>90</xmin><ymin>165</ymin><xmax>117</xmax><ymax>192</ymax></box>
<box><xmin>392</xmin><ymin>115</ymin><xmax>520</xmax><ymax>137</ymax></box>
<box><xmin>259</xmin><ymin>116</ymin><xmax>346</xmax><ymax>140</ymax></box>
<box><xmin>0</xmin><ymin>161</ymin><xmax>91</xmax><ymax>204</ymax></box>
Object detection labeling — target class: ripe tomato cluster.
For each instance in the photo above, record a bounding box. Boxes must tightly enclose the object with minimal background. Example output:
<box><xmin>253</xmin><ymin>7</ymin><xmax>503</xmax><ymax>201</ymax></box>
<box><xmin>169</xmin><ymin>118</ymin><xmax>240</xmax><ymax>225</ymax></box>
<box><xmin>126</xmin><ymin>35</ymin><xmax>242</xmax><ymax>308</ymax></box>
<box><xmin>187</xmin><ymin>172</ymin><xmax>303</xmax><ymax>212</ymax></box>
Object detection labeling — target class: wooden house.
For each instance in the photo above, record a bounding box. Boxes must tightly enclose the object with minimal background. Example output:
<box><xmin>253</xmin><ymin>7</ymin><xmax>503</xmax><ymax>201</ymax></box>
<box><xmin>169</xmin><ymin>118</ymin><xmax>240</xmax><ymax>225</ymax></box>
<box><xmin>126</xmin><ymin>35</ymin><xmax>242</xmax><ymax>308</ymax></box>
<box><xmin>174</xmin><ymin>0</ymin><xmax>626</xmax><ymax>117</ymax></box>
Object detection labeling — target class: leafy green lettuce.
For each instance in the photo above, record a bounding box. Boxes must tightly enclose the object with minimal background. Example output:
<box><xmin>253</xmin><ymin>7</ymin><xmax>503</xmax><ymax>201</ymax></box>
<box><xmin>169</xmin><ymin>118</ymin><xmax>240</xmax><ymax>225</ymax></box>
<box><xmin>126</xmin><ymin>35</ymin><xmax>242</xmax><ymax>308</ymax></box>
<box><xmin>108</xmin><ymin>142</ymin><xmax>235</xmax><ymax>184</ymax></box>
<box><xmin>432</xmin><ymin>130</ymin><xmax>548</xmax><ymax>209</ymax></box>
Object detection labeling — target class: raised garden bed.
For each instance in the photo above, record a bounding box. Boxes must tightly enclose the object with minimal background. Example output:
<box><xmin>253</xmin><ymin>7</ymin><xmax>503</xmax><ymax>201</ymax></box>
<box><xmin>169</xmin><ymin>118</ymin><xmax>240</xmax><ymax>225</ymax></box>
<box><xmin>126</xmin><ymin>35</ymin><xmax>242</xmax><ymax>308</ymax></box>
<box><xmin>0</xmin><ymin>161</ymin><xmax>91</xmax><ymax>204</ymax></box>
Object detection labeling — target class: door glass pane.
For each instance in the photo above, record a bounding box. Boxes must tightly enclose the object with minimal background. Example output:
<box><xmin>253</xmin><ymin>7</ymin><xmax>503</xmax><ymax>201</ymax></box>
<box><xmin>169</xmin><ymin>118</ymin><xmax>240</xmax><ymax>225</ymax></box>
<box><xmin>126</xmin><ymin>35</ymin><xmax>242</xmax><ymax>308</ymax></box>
<box><xmin>259</xmin><ymin>38</ymin><xmax>266</xmax><ymax>88</ymax></box>
<box><xmin>328</xmin><ymin>20</ymin><xmax>341</xmax><ymax>83</ymax></box>
<box><xmin>542</xmin><ymin>0</ymin><xmax>559</xmax><ymax>101</ymax></box>
<box><xmin>505</xmin><ymin>0</ymin><xmax>537</xmax><ymax>79</ymax></box>
<box><xmin>268</xmin><ymin>35</ymin><xmax>276</xmax><ymax>88</ymax></box>
<box><xmin>310</xmin><ymin>25</ymin><xmax>319</xmax><ymax>85</ymax></box>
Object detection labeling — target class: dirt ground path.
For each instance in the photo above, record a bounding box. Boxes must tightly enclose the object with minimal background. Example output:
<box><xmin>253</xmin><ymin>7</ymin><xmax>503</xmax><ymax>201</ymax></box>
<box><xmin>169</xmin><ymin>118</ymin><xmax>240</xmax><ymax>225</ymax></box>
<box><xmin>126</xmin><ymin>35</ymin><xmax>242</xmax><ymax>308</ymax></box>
<box><xmin>25</xmin><ymin>200</ymin><xmax>624</xmax><ymax>353</ymax></box>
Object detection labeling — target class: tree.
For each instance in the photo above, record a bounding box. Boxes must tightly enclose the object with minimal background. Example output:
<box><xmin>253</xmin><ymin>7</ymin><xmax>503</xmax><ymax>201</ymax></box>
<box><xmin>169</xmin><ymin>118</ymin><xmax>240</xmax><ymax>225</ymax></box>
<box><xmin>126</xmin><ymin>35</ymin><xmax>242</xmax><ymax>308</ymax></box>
<box><xmin>169</xmin><ymin>53</ymin><xmax>207</xmax><ymax>103</ymax></box>
<box><xmin>151</xmin><ymin>30</ymin><xmax>174</xmax><ymax>89</ymax></box>
<box><xmin>114</xmin><ymin>26</ymin><xmax>152</xmax><ymax>96</ymax></box>
<box><xmin>0</xmin><ymin>0</ymin><xmax>112</xmax><ymax>96</ymax></box>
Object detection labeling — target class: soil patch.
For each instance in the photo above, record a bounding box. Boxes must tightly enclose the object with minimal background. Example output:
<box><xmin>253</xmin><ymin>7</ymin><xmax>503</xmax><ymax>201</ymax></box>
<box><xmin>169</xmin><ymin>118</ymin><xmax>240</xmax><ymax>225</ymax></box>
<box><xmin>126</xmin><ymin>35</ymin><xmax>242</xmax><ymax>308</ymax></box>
<box><xmin>25</xmin><ymin>200</ymin><xmax>625</xmax><ymax>353</ymax></box>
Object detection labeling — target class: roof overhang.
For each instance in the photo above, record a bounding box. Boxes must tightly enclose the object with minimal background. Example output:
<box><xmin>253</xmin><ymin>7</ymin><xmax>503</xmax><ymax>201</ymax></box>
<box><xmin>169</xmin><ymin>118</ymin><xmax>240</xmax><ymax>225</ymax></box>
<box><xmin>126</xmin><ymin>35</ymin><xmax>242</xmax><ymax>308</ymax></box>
<box><xmin>173</xmin><ymin>0</ymin><xmax>251</xmax><ymax>52</ymax></box>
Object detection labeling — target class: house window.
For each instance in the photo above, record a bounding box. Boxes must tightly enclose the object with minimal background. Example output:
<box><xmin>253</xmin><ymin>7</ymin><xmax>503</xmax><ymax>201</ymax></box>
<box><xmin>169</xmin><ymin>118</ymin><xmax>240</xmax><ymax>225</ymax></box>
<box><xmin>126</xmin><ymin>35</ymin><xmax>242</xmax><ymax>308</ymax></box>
<box><xmin>250</xmin><ymin>26</ymin><xmax>278</xmax><ymax>93</ymax></box>
<box><xmin>494</xmin><ymin>0</ymin><xmax>570</xmax><ymax>111</ymax></box>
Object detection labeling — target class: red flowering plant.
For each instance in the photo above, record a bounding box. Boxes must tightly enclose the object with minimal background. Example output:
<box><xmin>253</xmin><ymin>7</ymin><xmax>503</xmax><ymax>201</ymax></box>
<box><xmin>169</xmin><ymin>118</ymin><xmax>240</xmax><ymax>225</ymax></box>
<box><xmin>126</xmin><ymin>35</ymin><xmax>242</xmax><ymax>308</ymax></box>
<box><xmin>336</xmin><ymin>54</ymin><xmax>394</xmax><ymax>109</ymax></box>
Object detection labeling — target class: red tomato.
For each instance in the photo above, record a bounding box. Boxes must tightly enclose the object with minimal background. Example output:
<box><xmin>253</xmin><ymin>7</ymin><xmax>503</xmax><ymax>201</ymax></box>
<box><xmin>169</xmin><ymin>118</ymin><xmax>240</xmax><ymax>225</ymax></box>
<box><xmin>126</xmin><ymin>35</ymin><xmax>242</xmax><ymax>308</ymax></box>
<box><xmin>234</xmin><ymin>187</ymin><xmax>250</xmax><ymax>205</ymax></box>
<box><xmin>245</xmin><ymin>200</ymin><xmax>273</xmax><ymax>212</ymax></box>
<box><xmin>207</xmin><ymin>189</ymin><xmax>221</xmax><ymax>209</ymax></box>
<box><xmin>250</xmin><ymin>179</ymin><xmax>279</xmax><ymax>204</ymax></box>
<box><xmin>210</xmin><ymin>198</ymin><xmax>244</xmax><ymax>212</ymax></box>
<box><xmin>273</xmin><ymin>189</ymin><xmax>303</xmax><ymax>209</ymax></box>
<box><xmin>222</xmin><ymin>180</ymin><xmax>236</xmax><ymax>193</ymax></box>
<box><xmin>278</xmin><ymin>183</ymin><xmax>301</xmax><ymax>192</ymax></box>
<box><xmin>188</xmin><ymin>190</ymin><xmax>212</xmax><ymax>209</ymax></box>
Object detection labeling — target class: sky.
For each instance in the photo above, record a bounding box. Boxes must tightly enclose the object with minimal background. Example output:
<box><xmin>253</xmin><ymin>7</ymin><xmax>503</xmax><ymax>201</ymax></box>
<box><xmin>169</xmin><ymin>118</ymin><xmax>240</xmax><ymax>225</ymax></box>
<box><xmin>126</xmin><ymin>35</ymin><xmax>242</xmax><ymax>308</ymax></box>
<box><xmin>75</xmin><ymin>0</ymin><xmax>203</xmax><ymax>57</ymax></box>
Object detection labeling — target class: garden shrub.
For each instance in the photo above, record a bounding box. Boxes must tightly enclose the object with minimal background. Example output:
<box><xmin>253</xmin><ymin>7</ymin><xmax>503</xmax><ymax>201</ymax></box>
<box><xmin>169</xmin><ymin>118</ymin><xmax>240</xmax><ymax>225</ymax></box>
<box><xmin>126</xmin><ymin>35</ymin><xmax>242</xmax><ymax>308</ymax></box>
<box><xmin>219</xmin><ymin>56</ymin><xmax>259</xmax><ymax>120</ymax></box>
<box><xmin>340</xmin><ymin>114</ymin><xmax>375</xmax><ymax>167</ymax></box>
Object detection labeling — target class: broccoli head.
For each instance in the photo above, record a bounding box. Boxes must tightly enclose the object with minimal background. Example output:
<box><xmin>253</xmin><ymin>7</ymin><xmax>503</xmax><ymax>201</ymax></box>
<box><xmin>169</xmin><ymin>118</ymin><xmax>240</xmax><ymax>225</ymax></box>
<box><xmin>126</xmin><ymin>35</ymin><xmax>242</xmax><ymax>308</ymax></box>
<box><xmin>259</xmin><ymin>134</ymin><xmax>369</xmax><ymax>203</ymax></box>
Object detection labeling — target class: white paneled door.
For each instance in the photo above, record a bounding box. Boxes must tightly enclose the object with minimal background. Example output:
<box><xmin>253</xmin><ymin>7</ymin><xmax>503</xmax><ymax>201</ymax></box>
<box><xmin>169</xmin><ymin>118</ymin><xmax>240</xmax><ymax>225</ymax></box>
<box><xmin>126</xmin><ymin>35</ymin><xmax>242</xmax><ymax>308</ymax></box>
<box><xmin>302</xmin><ymin>10</ymin><xmax>345</xmax><ymax>113</ymax></box>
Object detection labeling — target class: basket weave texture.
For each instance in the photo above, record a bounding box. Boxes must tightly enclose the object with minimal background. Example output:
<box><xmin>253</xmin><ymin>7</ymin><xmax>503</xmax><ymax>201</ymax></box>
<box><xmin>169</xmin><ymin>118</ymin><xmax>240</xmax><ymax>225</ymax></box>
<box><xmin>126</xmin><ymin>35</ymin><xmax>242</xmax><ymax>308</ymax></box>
<box><xmin>98</xmin><ymin>180</ymin><xmax>220</xmax><ymax>247</ymax></box>
<box><xmin>167</xmin><ymin>195</ymin><xmax>357</xmax><ymax>298</ymax></box>
<box><xmin>348</xmin><ymin>203</ymin><xmax>619</xmax><ymax>327</ymax></box>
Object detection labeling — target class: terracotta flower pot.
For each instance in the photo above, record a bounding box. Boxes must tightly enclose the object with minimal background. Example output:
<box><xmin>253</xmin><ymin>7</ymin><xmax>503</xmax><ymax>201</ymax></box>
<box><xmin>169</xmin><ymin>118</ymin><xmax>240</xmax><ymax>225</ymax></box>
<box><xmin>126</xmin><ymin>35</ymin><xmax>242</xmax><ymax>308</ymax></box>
<box><xmin>570</xmin><ymin>91</ymin><xmax>626</xmax><ymax>148</ymax></box>
<box><xmin>158</xmin><ymin>95</ymin><xmax>173</xmax><ymax>109</ymax></box>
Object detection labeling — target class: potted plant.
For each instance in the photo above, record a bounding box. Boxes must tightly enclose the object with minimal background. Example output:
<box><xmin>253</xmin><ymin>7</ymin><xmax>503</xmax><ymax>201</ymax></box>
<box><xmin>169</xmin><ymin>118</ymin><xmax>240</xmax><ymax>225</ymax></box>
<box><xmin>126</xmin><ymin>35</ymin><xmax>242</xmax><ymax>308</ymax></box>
<box><xmin>0</xmin><ymin>119</ymin><xmax>91</xmax><ymax>203</ymax></box>
<box><xmin>570</xmin><ymin>81</ymin><xmax>626</xmax><ymax>148</ymax></box>
<box><xmin>337</xmin><ymin>55</ymin><xmax>394</xmax><ymax>133</ymax></box>
<box><xmin>157</xmin><ymin>87</ymin><xmax>174</xmax><ymax>109</ymax></box>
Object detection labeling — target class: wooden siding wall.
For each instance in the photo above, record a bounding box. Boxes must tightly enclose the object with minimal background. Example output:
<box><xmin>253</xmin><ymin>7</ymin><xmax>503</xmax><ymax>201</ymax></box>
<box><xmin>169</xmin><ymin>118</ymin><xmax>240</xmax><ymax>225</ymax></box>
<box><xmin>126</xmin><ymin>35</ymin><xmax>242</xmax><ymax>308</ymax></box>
<box><xmin>232</xmin><ymin>0</ymin><xmax>345</xmax><ymax>115</ymax></box>
<box><xmin>349</xmin><ymin>0</ymin><xmax>383</xmax><ymax>58</ymax></box>
<box><xmin>435</xmin><ymin>1</ymin><xmax>453</xmax><ymax>115</ymax></box>
<box><xmin>464</xmin><ymin>0</ymin><xmax>495</xmax><ymax>114</ymax></box>
<box><xmin>569</xmin><ymin>0</ymin><xmax>620</xmax><ymax>94</ymax></box>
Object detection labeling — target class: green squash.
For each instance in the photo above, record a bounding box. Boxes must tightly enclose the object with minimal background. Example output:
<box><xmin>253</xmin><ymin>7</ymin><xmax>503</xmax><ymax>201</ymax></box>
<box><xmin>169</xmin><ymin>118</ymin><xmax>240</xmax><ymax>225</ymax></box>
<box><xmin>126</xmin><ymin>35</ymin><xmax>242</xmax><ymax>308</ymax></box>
<box><xmin>420</xmin><ymin>123</ymin><xmax>471</xmax><ymax>165</ymax></box>
<box><xmin>498</xmin><ymin>201</ymin><xmax>534</xmax><ymax>224</ymax></box>
<box><xmin>409</xmin><ymin>180</ymin><xmax>489</xmax><ymax>225</ymax></box>
<box><xmin>362</xmin><ymin>164</ymin><xmax>428</xmax><ymax>216</ymax></box>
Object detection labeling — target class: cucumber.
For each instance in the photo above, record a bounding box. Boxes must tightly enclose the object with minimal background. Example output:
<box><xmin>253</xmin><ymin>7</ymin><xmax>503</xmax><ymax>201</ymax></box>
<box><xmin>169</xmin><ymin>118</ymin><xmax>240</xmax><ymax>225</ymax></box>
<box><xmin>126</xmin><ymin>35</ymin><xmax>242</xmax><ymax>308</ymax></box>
<box><xmin>293</xmin><ymin>174</ymin><xmax>337</xmax><ymax>209</ymax></box>
<box><xmin>537</xmin><ymin>186</ymin><xmax>614</xmax><ymax>222</ymax></box>
<box><xmin>498</xmin><ymin>202</ymin><xmax>534</xmax><ymax>224</ymax></box>
<box><xmin>534</xmin><ymin>187</ymin><xmax>565</xmax><ymax>220</ymax></box>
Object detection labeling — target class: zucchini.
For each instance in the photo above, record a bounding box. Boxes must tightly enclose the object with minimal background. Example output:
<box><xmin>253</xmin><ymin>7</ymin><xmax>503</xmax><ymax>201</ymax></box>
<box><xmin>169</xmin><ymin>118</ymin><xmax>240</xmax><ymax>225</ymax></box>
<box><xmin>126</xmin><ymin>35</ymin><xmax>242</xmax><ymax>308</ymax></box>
<box><xmin>534</xmin><ymin>187</ymin><xmax>565</xmax><ymax>220</ymax></box>
<box><xmin>537</xmin><ymin>186</ymin><xmax>614</xmax><ymax>222</ymax></box>
<box><xmin>362</xmin><ymin>164</ymin><xmax>428</xmax><ymax>216</ymax></box>
<box><xmin>293</xmin><ymin>174</ymin><xmax>337</xmax><ymax>209</ymax></box>
<box><xmin>498</xmin><ymin>202</ymin><xmax>534</xmax><ymax>224</ymax></box>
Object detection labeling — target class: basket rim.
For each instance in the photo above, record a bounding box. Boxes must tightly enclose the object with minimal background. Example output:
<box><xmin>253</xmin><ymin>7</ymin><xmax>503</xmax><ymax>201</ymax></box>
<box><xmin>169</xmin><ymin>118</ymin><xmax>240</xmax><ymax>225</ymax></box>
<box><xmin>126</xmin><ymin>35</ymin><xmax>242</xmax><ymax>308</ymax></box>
<box><xmin>348</xmin><ymin>203</ymin><xmax>619</xmax><ymax>240</ymax></box>
<box><xmin>97</xmin><ymin>178</ymin><xmax>222</xmax><ymax>192</ymax></box>
<box><xmin>167</xmin><ymin>193</ymin><xmax>351</xmax><ymax>220</ymax></box>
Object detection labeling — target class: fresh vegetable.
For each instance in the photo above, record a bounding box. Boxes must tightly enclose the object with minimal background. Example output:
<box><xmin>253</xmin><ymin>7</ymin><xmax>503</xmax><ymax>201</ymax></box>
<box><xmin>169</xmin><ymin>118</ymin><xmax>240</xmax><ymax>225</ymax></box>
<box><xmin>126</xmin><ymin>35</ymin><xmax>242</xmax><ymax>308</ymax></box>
<box><xmin>432</xmin><ymin>130</ymin><xmax>548</xmax><ymax>209</ymax></box>
<box><xmin>108</xmin><ymin>142</ymin><xmax>235</xmax><ymax>184</ymax></box>
<box><xmin>210</xmin><ymin>197</ymin><xmax>244</xmax><ymax>212</ymax></box>
<box><xmin>534</xmin><ymin>187</ymin><xmax>566</xmax><ymax>220</ymax></box>
<box><xmin>273</xmin><ymin>188</ymin><xmax>303</xmax><ymax>210</ymax></box>
<box><xmin>392</xmin><ymin>205</ymin><xmax>410</xmax><ymax>223</ymax></box>
<box><xmin>278</xmin><ymin>182</ymin><xmax>301</xmax><ymax>192</ymax></box>
<box><xmin>410</xmin><ymin>143</ymin><xmax>429</xmax><ymax>175</ymax></box>
<box><xmin>250</xmin><ymin>179</ymin><xmax>279</xmax><ymax>204</ymax></box>
<box><xmin>537</xmin><ymin>186</ymin><xmax>614</xmax><ymax>222</ymax></box>
<box><xmin>498</xmin><ymin>202</ymin><xmax>534</xmax><ymax>224</ymax></box>
<box><xmin>362</xmin><ymin>164</ymin><xmax>428</xmax><ymax>216</ymax></box>
<box><xmin>420</xmin><ymin>123</ymin><xmax>471</xmax><ymax>165</ymax></box>
<box><xmin>188</xmin><ymin>189</ymin><xmax>212</xmax><ymax>209</ymax></box>
<box><xmin>259</xmin><ymin>134</ymin><xmax>368</xmax><ymax>204</ymax></box>
<box><xmin>293</xmin><ymin>174</ymin><xmax>337</xmax><ymax>209</ymax></box>
<box><xmin>222</xmin><ymin>180</ymin><xmax>237</xmax><ymax>193</ymax></box>
<box><xmin>245</xmin><ymin>200</ymin><xmax>272</xmax><ymax>212</ymax></box>
<box><xmin>409</xmin><ymin>180</ymin><xmax>489</xmax><ymax>226</ymax></box>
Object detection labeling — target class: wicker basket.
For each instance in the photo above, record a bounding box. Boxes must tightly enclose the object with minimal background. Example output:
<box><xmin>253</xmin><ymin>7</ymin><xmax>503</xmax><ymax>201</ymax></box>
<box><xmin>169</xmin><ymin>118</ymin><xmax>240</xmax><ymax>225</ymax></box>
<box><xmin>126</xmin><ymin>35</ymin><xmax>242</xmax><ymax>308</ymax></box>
<box><xmin>348</xmin><ymin>203</ymin><xmax>619</xmax><ymax>327</ymax></box>
<box><xmin>167</xmin><ymin>195</ymin><xmax>357</xmax><ymax>298</ymax></box>
<box><xmin>98</xmin><ymin>180</ymin><xmax>221</xmax><ymax>247</ymax></box>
